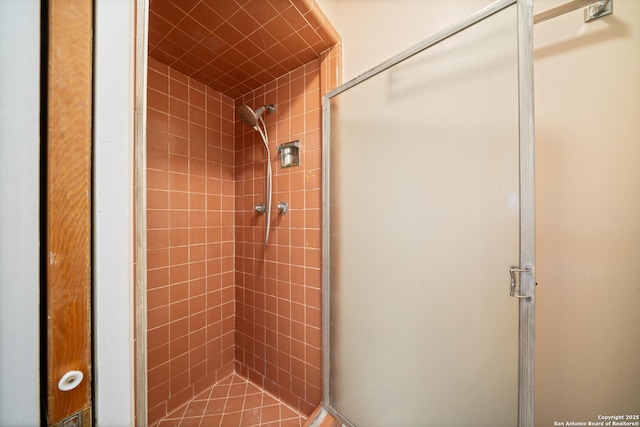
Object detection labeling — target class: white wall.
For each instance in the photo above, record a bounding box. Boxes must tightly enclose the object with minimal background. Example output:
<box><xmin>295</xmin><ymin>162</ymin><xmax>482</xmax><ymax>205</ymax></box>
<box><xmin>0</xmin><ymin>1</ymin><xmax>41</xmax><ymax>425</ymax></box>
<box><xmin>93</xmin><ymin>0</ymin><xmax>136</xmax><ymax>425</ymax></box>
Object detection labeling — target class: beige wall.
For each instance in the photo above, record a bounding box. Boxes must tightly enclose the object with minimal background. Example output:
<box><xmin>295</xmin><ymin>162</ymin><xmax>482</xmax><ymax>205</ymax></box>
<box><xmin>534</xmin><ymin>0</ymin><xmax>640</xmax><ymax>424</ymax></box>
<box><xmin>316</xmin><ymin>0</ymin><xmax>496</xmax><ymax>82</ymax></box>
<box><xmin>316</xmin><ymin>0</ymin><xmax>640</xmax><ymax>422</ymax></box>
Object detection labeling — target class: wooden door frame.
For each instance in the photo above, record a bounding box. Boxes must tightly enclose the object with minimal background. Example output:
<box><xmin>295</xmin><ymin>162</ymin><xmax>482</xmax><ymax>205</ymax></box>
<box><xmin>44</xmin><ymin>0</ymin><xmax>93</xmax><ymax>424</ymax></box>
<box><xmin>45</xmin><ymin>2</ymin><xmax>137</xmax><ymax>425</ymax></box>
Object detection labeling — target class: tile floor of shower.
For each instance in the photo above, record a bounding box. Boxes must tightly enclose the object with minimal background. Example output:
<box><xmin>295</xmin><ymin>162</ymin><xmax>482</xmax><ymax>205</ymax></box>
<box><xmin>155</xmin><ymin>373</ymin><xmax>307</xmax><ymax>427</ymax></box>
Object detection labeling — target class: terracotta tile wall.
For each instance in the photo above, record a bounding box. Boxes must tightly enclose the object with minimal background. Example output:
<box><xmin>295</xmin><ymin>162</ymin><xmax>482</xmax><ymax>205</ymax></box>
<box><xmin>233</xmin><ymin>58</ymin><xmax>325</xmax><ymax>416</ymax></box>
<box><xmin>146</xmin><ymin>57</ymin><xmax>237</xmax><ymax>424</ymax></box>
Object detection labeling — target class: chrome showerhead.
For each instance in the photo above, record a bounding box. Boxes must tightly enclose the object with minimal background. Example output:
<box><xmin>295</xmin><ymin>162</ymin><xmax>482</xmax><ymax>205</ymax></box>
<box><xmin>237</xmin><ymin>103</ymin><xmax>275</xmax><ymax>127</ymax></box>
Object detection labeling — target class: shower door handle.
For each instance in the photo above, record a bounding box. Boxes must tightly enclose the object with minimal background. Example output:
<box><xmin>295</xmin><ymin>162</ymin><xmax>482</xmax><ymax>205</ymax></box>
<box><xmin>509</xmin><ymin>266</ymin><xmax>532</xmax><ymax>299</ymax></box>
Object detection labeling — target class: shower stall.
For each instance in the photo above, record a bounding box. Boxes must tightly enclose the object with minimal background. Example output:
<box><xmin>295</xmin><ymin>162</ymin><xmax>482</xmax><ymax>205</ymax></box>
<box><xmin>137</xmin><ymin>0</ymin><xmax>536</xmax><ymax>425</ymax></box>
<box><xmin>136</xmin><ymin>1</ymin><xmax>340</xmax><ymax>425</ymax></box>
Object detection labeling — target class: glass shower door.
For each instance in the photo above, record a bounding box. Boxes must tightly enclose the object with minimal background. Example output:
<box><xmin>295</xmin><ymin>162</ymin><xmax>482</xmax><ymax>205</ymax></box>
<box><xmin>322</xmin><ymin>1</ymin><xmax>534</xmax><ymax>426</ymax></box>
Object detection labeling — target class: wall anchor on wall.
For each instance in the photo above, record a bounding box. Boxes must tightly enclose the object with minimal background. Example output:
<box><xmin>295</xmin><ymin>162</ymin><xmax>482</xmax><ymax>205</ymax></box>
<box><xmin>276</xmin><ymin>140</ymin><xmax>300</xmax><ymax>168</ymax></box>
<box><xmin>585</xmin><ymin>0</ymin><xmax>612</xmax><ymax>22</ymax></box>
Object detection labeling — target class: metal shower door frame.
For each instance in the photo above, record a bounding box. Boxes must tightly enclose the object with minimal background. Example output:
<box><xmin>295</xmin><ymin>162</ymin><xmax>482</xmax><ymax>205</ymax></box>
<box><xmin>320</xmin><ymin>0</ymin><xmax>535</xmax><ymax>425</ymax></box>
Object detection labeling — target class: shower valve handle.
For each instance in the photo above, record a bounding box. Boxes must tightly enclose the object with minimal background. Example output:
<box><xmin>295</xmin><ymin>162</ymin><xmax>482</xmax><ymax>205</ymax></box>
<box><xmin>277</xmin><ymin>201</ymin><xmax>289</xmax><ymax>214</ymax></box>
<box><xmin>255</xmin><ymin>203</ymin><xmax>266</xmax><ymax>214</ymax></box>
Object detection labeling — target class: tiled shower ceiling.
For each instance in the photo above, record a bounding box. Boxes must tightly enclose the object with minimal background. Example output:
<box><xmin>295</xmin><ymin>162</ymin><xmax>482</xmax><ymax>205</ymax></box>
<box><xmin>148</xmin><ymin>0</ymin><xmax>339</xmax><ymax>98</ymax></box>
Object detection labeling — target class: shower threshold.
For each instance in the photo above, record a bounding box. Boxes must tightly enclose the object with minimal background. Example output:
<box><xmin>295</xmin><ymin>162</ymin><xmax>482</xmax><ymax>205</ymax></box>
<box><xmin>155</xmin><ymin>373</ymin><xmax>307</xmax><ymax>427</ymax></box>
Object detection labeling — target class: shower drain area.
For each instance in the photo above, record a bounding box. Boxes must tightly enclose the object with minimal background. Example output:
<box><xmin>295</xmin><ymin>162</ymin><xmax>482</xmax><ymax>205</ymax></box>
<box><xmin>155</xmin><ymin>373</ymin><xmax>307</xmax><ymax>427</ymax></box>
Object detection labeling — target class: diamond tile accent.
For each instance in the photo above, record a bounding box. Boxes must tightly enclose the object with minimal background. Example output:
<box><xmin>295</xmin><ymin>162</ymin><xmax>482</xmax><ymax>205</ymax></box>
<box><xmin>156</xmin><ymin>374</ymin><xmax>306</xmax><ymax>427</ymax></box>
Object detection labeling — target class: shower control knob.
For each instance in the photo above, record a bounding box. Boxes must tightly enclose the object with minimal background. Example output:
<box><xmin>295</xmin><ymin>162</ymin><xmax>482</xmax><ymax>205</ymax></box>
<box><xmin>255</xmin><ymin>203</ymin><xmax>266</xmax><ymax>214</ymax></box>
<box><xmin>277</xmin><ymin>201</ymin><xmax>289</xmax><ymax>214</ymax></box>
